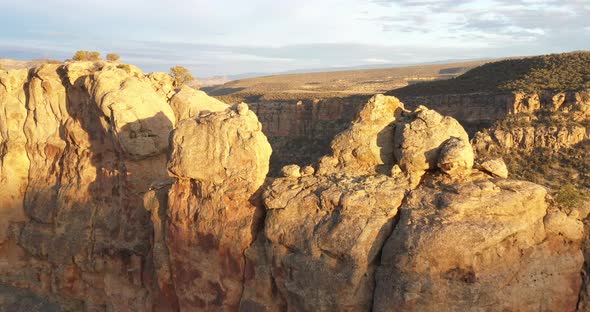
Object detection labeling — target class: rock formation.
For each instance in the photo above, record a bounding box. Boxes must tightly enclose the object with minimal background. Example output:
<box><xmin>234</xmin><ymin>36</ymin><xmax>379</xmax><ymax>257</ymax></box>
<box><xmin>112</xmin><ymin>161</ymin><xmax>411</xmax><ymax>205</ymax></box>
<box><xmin>0</xmin><ymin>61</ymin><xmax>588</xmax><ymax>312</ymax></box>
<box><xmin>317</xmin><ymin>94</ymin><xmax>404</xmax><ymax>176</ymax></box>
<box><xmin>374</xmin><ymin>175</ymin><xmax>583</xmax><ymax>311</ymax></box>
<box><xmin>166</xmin><ymin>104</ymin><xmax>271</xmax><ymax>311</ymax></box>
<box><xmin>0</xmin><ymin>61</ymin><xmax>176</xmax><ymax>310</ymax></box>
<box><xmin>393</xmin><ymin>106</ymin><xmax>471</xmax><ymax>185</ymax></box>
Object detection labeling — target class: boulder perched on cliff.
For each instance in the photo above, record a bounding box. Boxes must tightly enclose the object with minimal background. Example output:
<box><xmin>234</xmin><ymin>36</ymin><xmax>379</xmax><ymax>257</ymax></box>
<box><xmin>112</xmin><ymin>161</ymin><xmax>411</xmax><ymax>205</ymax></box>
<box><xmin>317</xmin><ymin>94</ymin><xmax>405</xmax><ymax>176</ymax></box>
<box><xmin>167</xmin><ymin>103</ymin><xmax>271</xmax><ymax>189</ymax></box>
<box><xmin>169</xmin><ymin>85</ymin><xmax>229</xmax><ymax>122</ymax></box>
<box><xmin>480</xmin><ymin>158</ymin><xmax>509</xmax><ymax>178</ymax></box>
<box><xmin>374</xmin><ymin>174</ymin><xmax>584</xmax><ymax>311</ymax></box>
<box><xmin>166</xmin><ymin>104</ymin><xmax>272</xmax><ymax>310</ymax></box>
<box><xmin>437</xmin><ymin>137</ymin><xmax>474</xmax><ymax>176</ymax></box>
<box><xmin>394</xmin><ymin>106</ymin><xmax>470</xmax><ymax>184</ymax></box>
<box><xmin>242</xmin><ymin>174</ymin><xmax>409</xmax><ymax>311</ymax></box>
<box><xmin>147</xmin><ymin>72</ymin><xmax>176</xmax><ymax>101</ymax></box>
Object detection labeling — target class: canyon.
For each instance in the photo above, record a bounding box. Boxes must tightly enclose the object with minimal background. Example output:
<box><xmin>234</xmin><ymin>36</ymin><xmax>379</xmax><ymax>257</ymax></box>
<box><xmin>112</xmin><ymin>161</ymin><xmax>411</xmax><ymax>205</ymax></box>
<box><xmin>1</xmin><ymin>60</ymin><xmax>589</xmax><ymax>311</ymax></box>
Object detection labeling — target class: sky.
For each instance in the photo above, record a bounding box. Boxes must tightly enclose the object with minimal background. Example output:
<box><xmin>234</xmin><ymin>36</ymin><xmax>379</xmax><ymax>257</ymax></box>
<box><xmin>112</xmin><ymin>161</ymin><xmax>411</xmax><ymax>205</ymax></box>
<box><xmin>0</xmin><ymin>0</ymin><xmax>589</xmax><ymax>77</ymax></box>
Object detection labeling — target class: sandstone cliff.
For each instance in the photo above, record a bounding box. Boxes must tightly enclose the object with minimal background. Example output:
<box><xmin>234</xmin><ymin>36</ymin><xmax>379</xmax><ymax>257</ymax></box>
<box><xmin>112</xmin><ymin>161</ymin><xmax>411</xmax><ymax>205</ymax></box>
<box><xmin>0</xmin><ymin>62</ymin><xmax>588</xmax><ymax>311</ymax></box>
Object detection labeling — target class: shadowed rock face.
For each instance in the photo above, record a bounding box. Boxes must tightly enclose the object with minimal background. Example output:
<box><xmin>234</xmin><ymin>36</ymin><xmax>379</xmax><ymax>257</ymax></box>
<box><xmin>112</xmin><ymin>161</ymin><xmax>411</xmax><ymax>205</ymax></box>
<box><xmin>0</xmin><ymin>62</ymin><xmax>587</xmax><ymax>312</ymax></box>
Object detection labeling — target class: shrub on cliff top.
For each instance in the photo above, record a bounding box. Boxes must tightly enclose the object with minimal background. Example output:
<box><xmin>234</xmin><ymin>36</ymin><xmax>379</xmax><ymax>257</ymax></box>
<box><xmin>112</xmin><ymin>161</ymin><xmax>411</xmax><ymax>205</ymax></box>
<box><xmin>170</xmin><ymin>65</ymin><xmax>195</xmax><ymax>88</ymax></box>
<box><xmin>72</xmin><ymin>50</ymin><xmax>101</xmax><ymax>61</ymax></box>
<box><xmin>106</xmin><ymin>53</ymin><xmax>120</xmax><ymax>62</ymax></box>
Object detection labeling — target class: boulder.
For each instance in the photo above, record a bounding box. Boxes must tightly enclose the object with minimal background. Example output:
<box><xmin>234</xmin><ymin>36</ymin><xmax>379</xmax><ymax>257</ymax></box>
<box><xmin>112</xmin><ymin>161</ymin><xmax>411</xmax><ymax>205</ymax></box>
<box><xmin>480</xmin><ymin>158</ymin><xmax>509</xmax><ymax>178</ymax></box>
<box><xmin>317</xmin><ymin>94</ymin><xmax>405</xmax><ymax>176</ymax></box>
<box><xmin>280</xmin><ymin>164</ymin><xmax>301</xmax><ymax>178</ymax></box>
<box><xmin>374</xmin><ymin>176</ymin><xmax>583</xmax><ymax>311</ymax></box>
<box><xmin>300</xmin><ymin>165</ymin><xmax>315</xmax><ymax>176</ymax></box>
<box><xmin>167</xmin><ymin>106</ymin><xmax>270</xmax><ymax>189</ymax></box>
<box><xmin>437</xmin><ymin>137</ymin><xmax>474</xmax><ymax>176</ymax></box>
<box><xmin>394</xmin><ymin>106</ymin><xmax>470</xmax><ymax>185</ymax></box>
<box><xmin>169</xmin><ymin>85</ymin><xmax>229</xmax><ymax>122</ymax></box>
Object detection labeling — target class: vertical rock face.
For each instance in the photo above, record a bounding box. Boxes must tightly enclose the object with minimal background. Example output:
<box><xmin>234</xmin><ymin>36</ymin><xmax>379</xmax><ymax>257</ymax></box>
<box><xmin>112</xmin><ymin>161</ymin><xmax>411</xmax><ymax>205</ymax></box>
<box><xmin>473</xmin><ymin>125</ymin><xmax>589</xmax><ymax>153</ymax></box>
<box><xmin>166</xmin><ymin>105</ymin><xmax>272</xmax><ymax>310</ymax></box>
<box><xmin>0</xmin><ymin>61</ymin><xmax>178</xmax><ymax>310</ymax></box>
<box><xmin>242</xmin><ymin>174</ymin><xmax>409</xmax><ymax>311</ymax></box>
<box><xmin>249</xmin><ymin>97</ymin><xmax>366</xmax><ymax>175</ymax></box>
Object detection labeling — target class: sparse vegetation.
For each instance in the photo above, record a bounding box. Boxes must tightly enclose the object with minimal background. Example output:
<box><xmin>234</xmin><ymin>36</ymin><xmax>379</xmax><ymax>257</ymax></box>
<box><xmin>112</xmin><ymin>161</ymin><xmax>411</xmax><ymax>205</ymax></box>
<box><xmin>170</xmin><ymin>65</ymin><xmax>195</xmax><ymax>88</ymax></box>
<box><xmin>72</xmin><ymin>50</ymin><xmax>101</xmax><ymax>61</ymax></box>
<box><xmin>391</xmin><ymin>51</ymin><xmax>590</xmax><ymax>96</ymax></box>
<box><xmin>106</xmin><ymin>53</ymin><xmax>120</xmax><ymax>62</ymax></box>
<box><xmin>555</xmin><ymin>184</ymin><xmax>587</xmax><ymax>209</ymax></box>
<box><xmin>117</xmin><ymin>64</ymin><xmax>132</xmax><ymax>73</ymax></box>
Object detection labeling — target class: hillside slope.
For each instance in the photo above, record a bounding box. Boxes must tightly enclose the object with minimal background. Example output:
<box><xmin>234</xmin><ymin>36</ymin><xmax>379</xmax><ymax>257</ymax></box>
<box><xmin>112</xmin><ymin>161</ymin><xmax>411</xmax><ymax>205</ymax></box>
<box><xmin>390</xmin><ymin>51</ymin><xmax>590</xmax><ymax>97</ymax></box>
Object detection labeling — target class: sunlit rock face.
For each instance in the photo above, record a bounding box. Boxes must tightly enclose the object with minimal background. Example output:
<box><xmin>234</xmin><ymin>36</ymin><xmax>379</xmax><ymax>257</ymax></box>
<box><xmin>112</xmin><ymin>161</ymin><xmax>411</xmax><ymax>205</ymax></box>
<box><xmin>0</xmin><ymin>61</ymin><xmax>177</xmax><ymax>310</ymax></box>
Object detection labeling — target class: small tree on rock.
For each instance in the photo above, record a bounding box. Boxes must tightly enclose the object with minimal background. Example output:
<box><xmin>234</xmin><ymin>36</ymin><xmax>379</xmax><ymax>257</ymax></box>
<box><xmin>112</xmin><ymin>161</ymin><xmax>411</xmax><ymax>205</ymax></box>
<box><xmin>106</xmin><ymin>53</ymin><xmax>120</xmax><ymax>62</ymax></box>
<box><xmin>170</xmin><ymin>65</ymin><xmax>195</xmax><ymax>88</ymax></box>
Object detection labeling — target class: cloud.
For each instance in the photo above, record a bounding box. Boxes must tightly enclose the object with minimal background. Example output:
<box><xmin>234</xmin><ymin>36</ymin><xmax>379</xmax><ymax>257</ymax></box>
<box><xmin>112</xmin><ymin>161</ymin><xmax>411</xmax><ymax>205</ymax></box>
<box><xmin>367</xmin><ymin>0</ymin><xmax>590</xmax><ymax>44</ymax></box>
<box><xmin>362</xmin><ymin>58</ymin><xmax>393</xmax><ymax>63</ymax></box>
<box><xmin>0</xmin><ymin>0</ymin><xmax>588</xmax><ymax>77</ymax></box>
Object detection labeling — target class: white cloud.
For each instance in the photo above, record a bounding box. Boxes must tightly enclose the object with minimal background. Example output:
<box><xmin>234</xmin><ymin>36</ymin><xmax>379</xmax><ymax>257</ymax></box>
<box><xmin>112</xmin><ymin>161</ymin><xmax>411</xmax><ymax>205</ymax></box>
<box><xmin>362</xmin><ymin>58</ymin><xmax>393</xmax><ymax>63</ymax></box>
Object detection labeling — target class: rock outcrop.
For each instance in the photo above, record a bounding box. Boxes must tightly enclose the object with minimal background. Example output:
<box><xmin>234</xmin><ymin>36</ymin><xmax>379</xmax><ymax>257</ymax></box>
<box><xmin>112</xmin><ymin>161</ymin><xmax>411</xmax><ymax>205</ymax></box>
<box><xmin>317</xmin><ymin>94</ymin><xmax>404</xmax><ymax>176</ymax></box>
<box><xmin>480</xmin><ymin>158</ymin><xmax>509</xmax><ymax>178</ymax></box>
<box><xmin>242</xmin><ymin>174</ymin><xmax>409</xmax><ymax>311</ymax></box>
<box><xmin>394</xmin><ymin>106</ymin><xmax>471</xmax><ymax>185</ymax></box>
<box><xmin>241</xmin><ymin>94</ymin><xmax>583</xmax><ymax>312</ymax></box>
<box><xmin>0</xmin><ymin>61</ymin><xmax>217</xmax><ymax>310</ymax></box>
<box><xmin>374</xmin><ymin>175</ymin><xmax>583</xmax><ymax>311</ymax></box>
<box><xmin>166</xmin><ymin>104</ymin><xmax>271</xmax><ymax>311</ymax></box>
<box><xmin>0</xmin><ymin>61</ymin><xmax>178</xmax><ymax>310</ymax></box>
<box><xmin>1</xmin><ymin>60</ymin><xmax>588</xmax><ymax>312</ymax></box>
